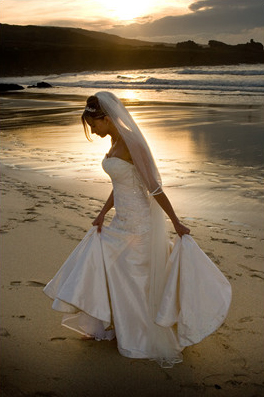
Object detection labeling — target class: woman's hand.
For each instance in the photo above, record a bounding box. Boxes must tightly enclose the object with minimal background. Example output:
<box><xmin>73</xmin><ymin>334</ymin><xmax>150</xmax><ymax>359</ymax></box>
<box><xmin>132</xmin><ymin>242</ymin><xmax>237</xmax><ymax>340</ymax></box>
<box><xmin>92</xmin><ymin>213</ymin><xmax>105</xmax><ymax>233</ymax></box>
<box><xmin>153</xmin><ymin>191</ymin><xmax>190</xmax><ymax>238</ymax></box>
<box><xmin>174</xmin><ymin>221</ymin><xmax>190</xmax><ymax>238</ymax></box>
<box><xmin>92</xmin><ymin>190</ymin><xmax>114</xmax><ymax>233</ymax></box>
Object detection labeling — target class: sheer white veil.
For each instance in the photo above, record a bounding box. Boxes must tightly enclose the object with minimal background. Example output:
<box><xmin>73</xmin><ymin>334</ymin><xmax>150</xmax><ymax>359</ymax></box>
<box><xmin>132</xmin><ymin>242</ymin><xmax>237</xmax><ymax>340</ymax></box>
<box><xmin>96</xmin><ymin>91</ymin><xmax>162</xmax><ymax>195</ymax></box>
<box><xmin>96</xmin><ymin>92</ymin><xmax>177</xmax><ymax>366</ymax></box>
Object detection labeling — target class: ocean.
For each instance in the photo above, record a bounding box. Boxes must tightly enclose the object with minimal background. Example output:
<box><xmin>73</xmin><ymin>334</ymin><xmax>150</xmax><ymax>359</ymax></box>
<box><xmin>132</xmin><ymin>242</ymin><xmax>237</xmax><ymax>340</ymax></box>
<box><xmin>1</xmin><ymin>64</ymin><xmax>264</xmax><ymax>105</ymax></box>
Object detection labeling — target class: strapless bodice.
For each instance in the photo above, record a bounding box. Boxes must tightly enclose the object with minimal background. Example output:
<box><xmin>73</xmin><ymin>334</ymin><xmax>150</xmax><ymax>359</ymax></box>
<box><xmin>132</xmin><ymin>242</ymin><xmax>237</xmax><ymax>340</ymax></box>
<box><xmin>102</xmin><ymin>156</ymin><xmax>151</xmax><ymax>234</ymax></box>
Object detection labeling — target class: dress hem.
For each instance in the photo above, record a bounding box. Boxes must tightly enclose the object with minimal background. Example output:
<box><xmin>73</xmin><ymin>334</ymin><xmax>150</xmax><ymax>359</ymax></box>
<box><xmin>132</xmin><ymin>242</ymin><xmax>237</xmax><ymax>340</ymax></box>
<box><xmin>118</xmin><ymin>346</ymin><xmax>183</xmax><ymax>368</ymax></box>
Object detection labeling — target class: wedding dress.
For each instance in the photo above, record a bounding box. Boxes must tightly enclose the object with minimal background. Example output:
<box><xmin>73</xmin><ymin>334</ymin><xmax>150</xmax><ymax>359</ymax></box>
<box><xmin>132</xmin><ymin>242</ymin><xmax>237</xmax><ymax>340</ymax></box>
<box><xmin>44</xmin><ymin>156</ymin><xmax>231</xmax><ymax>367</ymax></box>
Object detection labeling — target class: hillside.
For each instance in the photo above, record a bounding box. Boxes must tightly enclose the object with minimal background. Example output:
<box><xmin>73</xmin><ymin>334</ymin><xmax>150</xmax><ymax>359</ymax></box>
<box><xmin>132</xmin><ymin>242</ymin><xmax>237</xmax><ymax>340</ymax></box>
<box><xmin>1</xmin><ymin>24</ymin><xmax>263</xmax><ymax>76</ymax></box>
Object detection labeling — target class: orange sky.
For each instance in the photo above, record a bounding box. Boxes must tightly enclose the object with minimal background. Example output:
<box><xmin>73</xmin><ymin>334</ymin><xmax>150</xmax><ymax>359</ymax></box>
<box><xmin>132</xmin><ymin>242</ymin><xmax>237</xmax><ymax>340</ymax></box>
<box><xmin>1</xmin><ymin>0</ymin><xmax>263</xmax><ymax>44</ymax></box>
<box><xmin>1</xmin><ymin>0</ymin><xmax>191</xmax><ymax>28</ymax></box>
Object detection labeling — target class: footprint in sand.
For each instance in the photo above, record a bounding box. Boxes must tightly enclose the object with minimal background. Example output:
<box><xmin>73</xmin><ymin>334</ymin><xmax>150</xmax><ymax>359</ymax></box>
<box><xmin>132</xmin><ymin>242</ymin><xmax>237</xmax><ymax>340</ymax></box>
<box><xmin>237</xmin><ymin>264</ymin><xmax>264</xmax><ymax>280</ymax></box>
<box><xmin>22</xmin><ymin>217</ymin><xmax>38</xmax><ymax>223</ymax></box>
<box><xmin>251</xmin><ymin>274</ymin><xmax>264</xmax><ymax>280</ymax></box>
<box><xmin>230</xmin><ymin>357</ymin><xmax>247</xmax><ymax>369</ymax></box>
<box><xmin>239</xmin><ymin>317</ymin><xmax>253</xmax><ymax>323</ymax></box>
<box><xmin>50</xmin><ymin>337</ymin><xmax>67</xmax><ymax>342</ymax></box>
<box><xmin>10</xmin><ymin>281</ymin><xmax>21</xmax><ymax>286</ymax></box>
<box><xmin>210</xmin><ymin>237</ymin><xmax>242</xmax><ymax>247</ymax></box>
<box><xmin>26</xmin><ymin>281</ymin><xmax>46</xmax><ymax>287</ymax></box>
<box><xmin>0</xmin><ymin>229</ymin><xmax>8</xmax><ymax>234</ymax></box>
<box><xmin>238</xmin><ymin>264</ymin><xmax>261</xmax><ymax>273</ymax></box>
<box><xmin>225</xmin><ymin>380</ymin><xmax>243</xmax><ymax>386</ymax></box>
<box><xmin>0</xmin><ymin>327</ymin><xmax>10</xmax><ymax>337</ymax></box>
<box><xmin>205</xmin><ymin>251</ymin><xmax>220</xmax><ymax>265</ymax></box>
<box><xmin>10</xmin><ymin>280</ymin><xmax>46</xmax><ymax>288</ymax></box>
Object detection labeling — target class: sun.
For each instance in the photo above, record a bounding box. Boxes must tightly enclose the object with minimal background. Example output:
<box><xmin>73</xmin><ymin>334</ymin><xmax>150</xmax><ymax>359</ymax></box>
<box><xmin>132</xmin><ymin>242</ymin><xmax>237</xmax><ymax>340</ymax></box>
<box><xmin>98</xmin><ymin>0</ymin><xmax>154</xmax><ymax>21</ymax></box>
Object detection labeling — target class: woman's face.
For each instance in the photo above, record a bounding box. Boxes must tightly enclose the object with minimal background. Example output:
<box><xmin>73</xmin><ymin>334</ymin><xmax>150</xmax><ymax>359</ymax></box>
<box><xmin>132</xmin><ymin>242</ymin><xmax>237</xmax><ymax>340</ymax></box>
<box><xmin>86</xmin><ymin>116</ymin><xmax>109</xmax><ymax>138</ymax></box>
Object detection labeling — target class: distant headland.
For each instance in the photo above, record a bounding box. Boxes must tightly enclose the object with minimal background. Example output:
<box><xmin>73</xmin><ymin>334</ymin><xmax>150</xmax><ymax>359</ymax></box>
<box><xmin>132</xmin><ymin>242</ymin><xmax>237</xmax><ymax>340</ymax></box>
<box><xmin>1</xmin><ymin>24</ymin><xmax>263</xmax><ymax>77</ymax></box>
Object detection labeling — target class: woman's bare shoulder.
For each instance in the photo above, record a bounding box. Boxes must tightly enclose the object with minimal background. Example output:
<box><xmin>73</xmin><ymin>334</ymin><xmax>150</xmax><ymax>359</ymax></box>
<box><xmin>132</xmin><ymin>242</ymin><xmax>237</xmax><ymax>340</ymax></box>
<box><xmin>119</xmin><ymin>139</ymin><xmax>133</xmax><ymax>162</ymax></box>
<box><xmin>109</xmin><ymin>138</ymin><xmax>133</xmax><ymax>163</ymax></box>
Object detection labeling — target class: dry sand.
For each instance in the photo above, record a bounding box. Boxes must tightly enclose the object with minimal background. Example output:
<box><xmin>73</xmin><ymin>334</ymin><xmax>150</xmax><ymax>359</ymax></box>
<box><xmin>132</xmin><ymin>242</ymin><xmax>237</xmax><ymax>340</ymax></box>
<box><xmin>0</xmin><ymin>93</ymin><xmax>264</xmax><ymax>397</ymax></box>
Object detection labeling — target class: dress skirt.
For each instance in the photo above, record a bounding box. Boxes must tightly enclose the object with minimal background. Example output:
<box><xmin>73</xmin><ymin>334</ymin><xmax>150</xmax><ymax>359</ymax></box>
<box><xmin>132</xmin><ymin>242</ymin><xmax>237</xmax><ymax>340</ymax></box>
<box><xmin>44</xmin><ymin>225</ymin><xmax>231</xmax><ymax>367</ymax></box>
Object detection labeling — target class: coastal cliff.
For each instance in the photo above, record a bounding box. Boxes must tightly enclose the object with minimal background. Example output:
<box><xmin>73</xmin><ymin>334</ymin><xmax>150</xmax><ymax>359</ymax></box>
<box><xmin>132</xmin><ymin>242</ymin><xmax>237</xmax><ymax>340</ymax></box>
<box><xmin>1</xmin><ymin>24</ymin><xmax>263</xmax><ymax>76</ymax></box>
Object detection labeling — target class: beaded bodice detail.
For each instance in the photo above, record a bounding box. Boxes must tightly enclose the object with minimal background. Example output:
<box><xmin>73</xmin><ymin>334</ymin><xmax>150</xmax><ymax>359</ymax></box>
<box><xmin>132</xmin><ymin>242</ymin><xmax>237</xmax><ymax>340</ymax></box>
<box><xmin>102</xmin><ymin>156</ymin><xmax>151</xmax><ymax>234</ymax></box>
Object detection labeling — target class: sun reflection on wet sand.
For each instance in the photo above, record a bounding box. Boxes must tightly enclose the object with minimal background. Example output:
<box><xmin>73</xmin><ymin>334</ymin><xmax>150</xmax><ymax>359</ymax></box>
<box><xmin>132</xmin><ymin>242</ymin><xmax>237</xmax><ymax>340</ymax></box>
<box><xmin>0</xmin><ymin>96</ymin><xmax>263</xmax><ymax>228</ymax></box>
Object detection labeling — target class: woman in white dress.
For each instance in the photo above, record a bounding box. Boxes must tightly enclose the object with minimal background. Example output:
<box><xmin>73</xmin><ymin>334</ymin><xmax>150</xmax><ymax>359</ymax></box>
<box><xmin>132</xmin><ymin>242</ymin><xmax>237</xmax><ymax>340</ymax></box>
<box><xmin>44</xmin><ymin>92</ymin><xmax>231</xmax><ymax>368</ymax></box>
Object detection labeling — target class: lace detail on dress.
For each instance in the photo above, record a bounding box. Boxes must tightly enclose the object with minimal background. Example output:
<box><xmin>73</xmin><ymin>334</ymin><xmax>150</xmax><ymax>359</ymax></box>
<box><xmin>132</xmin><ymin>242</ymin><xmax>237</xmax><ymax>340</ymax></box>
<box><xmin>102</xmin><ymin>157</ymin><xmax>151</xmax><ymax>234</ymax></box>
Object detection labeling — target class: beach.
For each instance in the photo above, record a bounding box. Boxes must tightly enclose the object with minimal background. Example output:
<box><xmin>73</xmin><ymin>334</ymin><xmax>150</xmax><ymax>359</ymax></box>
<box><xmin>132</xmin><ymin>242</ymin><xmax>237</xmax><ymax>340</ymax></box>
<box><xmin>0</xmin><ymin>89</ymin><xmax>264</xmax><ymax>397</ymax></box>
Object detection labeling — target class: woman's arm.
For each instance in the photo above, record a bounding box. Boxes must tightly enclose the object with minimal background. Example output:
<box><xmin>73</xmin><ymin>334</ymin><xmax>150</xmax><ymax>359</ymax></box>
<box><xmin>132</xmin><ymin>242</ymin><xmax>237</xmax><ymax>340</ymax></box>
<box><xmin>153</xmin><ymin>191</ymin><xmax>190</xmax><ymax>237</ymax></box>
<box><xmin>92</xmin><ymin>190</ymin><xmax>114</xmax><ymax>232</ymax></box>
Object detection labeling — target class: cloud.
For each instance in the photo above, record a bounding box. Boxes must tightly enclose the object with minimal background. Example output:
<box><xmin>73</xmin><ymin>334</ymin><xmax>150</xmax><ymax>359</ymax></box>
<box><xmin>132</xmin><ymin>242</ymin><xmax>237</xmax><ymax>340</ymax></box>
<box><xmin>134</xmin><ymin>15</ymin><xmax>154</xmax><ymax>24</ymax></box>
<box><xmin>189</xmin><ymin>0</ymin><xmax>260</xmax><ymax>12</ymax></box>
<box><xmin>44</xmin><ymin>18</ymin><xmax>115</xmax><ymax>31</ymax></box>
<box><xmin>106</xmin><ymin>0</ymin><xmax>264</xmax><ymax>44</ymax></box>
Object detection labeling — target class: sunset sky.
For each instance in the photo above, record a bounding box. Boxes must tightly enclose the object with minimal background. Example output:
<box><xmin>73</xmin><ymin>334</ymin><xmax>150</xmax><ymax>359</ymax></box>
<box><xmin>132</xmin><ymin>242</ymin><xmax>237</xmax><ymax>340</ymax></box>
<box><xmin>1</xmin><ymin>0</ymin><xmax>263</xmax><ymax>44</ymax></box>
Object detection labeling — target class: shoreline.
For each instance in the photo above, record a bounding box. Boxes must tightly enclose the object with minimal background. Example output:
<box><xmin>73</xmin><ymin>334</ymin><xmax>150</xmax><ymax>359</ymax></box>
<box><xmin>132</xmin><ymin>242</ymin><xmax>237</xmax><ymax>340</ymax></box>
<box><xmin>1</xmin><ymin>89</ymin><xmax>264</xmax><ymax>107</ymax></box>
<box><xmin>1</xmin><ymin>91</ymin><xmax>264</xmax><ymax>396</ymax></box>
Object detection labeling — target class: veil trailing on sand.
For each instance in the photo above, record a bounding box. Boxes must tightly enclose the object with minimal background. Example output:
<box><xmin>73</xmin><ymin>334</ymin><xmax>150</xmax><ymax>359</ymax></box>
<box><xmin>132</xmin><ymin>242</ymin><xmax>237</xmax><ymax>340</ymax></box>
<box><xmin>96</xmin><ymin>91</ymin><xmax>176</xmax><ymax>366</ymax></box>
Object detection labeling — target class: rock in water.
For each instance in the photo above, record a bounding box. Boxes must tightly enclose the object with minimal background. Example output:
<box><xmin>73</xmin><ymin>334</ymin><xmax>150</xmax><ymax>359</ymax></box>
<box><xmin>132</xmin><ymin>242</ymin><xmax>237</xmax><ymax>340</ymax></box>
<box><xmin>28</xmin><ymin>81</ymin><xmax>52</xmax><ymax>88</ymax></box>
<box><xmin>0</xmin><ymin>83</ymin><xmax>24</xmax><ymax>91</ymax></box>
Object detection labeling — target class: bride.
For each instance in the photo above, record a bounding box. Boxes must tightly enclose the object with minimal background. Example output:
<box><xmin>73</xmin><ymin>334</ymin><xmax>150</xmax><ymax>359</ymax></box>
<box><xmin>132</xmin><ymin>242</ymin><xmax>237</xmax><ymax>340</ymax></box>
<box><xmin>44</xmin><ymin>92</ymin><xmax>231</xmax><ymax>368</ymax></box>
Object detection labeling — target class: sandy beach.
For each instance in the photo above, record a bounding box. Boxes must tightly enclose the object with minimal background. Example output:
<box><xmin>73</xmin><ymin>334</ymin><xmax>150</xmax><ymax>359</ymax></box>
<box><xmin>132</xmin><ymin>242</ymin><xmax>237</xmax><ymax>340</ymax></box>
<box><xmin>0</xmin><ymin>91</ymin><xmax>264</xmax><ymax>397</ymax></box>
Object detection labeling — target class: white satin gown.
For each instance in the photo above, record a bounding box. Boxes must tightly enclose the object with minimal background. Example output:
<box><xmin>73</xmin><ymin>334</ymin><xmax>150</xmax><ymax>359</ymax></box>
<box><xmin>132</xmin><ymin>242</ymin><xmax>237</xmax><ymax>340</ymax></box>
<box><xmin>44</xmin><ymin>156</ymin><xmax>231</xmax><ymax>367</ymax></box>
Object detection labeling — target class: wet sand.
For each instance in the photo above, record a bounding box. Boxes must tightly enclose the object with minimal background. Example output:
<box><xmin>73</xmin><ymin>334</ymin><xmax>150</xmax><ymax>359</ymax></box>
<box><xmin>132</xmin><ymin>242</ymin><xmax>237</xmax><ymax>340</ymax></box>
<box><xmin>0</xmin><ymin>92</ymin><xmax>264</xmax><ymax>397</ymax></box>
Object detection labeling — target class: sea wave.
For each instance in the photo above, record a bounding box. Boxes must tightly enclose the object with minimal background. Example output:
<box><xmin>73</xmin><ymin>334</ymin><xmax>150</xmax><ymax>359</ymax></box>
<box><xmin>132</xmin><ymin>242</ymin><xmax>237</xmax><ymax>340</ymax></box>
<box><xmin>51</xmin><ymin>77</ymin><xmax>264</xmax><ymax>94</ymax></box>
<box><xmin>1</xmin><ymin>65</ymin><xmax>263</xmax><ymax>99</ymax></box>
<box><xmin>177</xmin><ymin>68</ymin><xmax>264</xmax><ymax>76</ymax></box>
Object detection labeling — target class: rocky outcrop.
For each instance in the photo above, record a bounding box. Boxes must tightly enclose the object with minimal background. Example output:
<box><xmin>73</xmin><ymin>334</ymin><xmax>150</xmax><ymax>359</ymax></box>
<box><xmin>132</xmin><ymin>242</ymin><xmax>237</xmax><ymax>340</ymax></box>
<box><xmin>0</xmin><ymin>83</ymin><xmax>24</xmax><ymax>91</ymax></box>
<box><xmin>27</xmin><ymin>82</ymin><xmax>52</xmax><ymax>88</ymax></box>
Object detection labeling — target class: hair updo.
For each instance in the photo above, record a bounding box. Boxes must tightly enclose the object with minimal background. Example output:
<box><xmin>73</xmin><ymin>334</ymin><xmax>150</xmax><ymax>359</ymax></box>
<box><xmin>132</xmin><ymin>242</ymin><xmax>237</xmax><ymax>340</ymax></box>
<box><xmin>84</xmin><ymin>96</ymin><xmax>106</xmax><ymax>119</ymax></box>
<box><xmin>81</xmin><ymin>95</ymin><xmax>106</xmax><ymax>141</ymax></box>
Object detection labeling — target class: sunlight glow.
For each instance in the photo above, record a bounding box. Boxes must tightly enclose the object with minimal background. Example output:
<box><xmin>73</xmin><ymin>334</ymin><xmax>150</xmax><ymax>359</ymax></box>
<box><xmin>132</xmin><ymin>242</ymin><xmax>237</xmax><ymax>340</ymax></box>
<box><xmin>1</xmin><ymin>0</ymin><xmax>192</xmax><ymax>29</ymax></box>
<box><xmin>97</xmin><ymin>0</ymin><xmax>154</xmax><ymax>21</ymax></box>
<box><xmin>122</xmin><ymin>90</ymin><xmax>139</xmax><ymax>101</ymax></box>
<box><xmin>93</xmin><ymin>0</ymin><xmax>191</xmax><ymax>23</ymax></box>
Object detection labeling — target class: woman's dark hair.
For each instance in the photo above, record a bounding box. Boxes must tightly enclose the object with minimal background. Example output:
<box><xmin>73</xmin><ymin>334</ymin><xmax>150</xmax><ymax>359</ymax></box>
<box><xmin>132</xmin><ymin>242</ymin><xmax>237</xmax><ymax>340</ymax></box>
<box><xmin>81</xmin><ymin>96</ymin><xmax>106</xmax><ymax>141</ymax></box>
